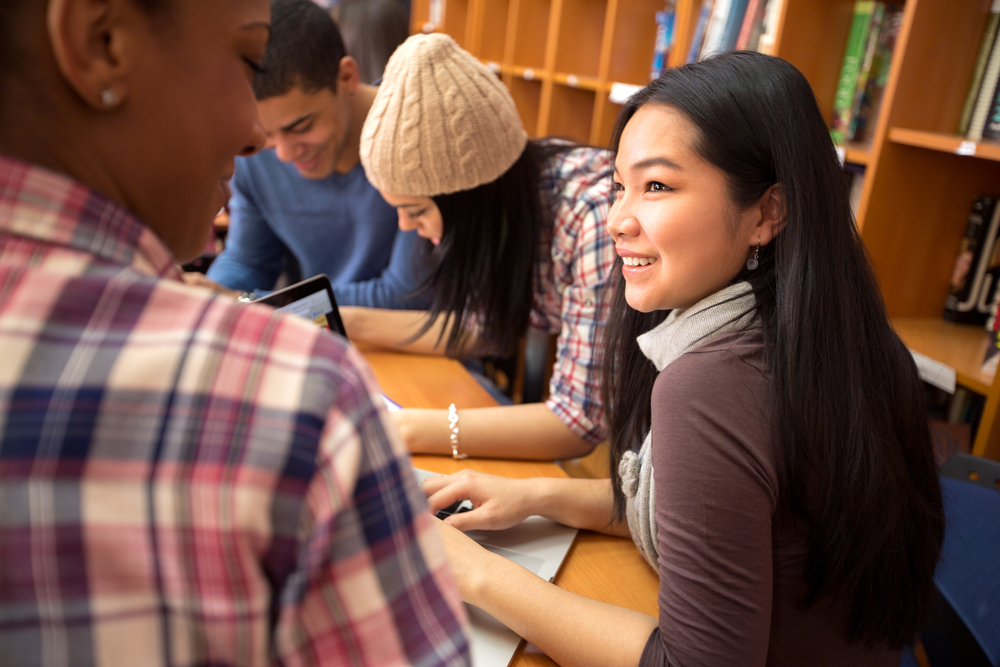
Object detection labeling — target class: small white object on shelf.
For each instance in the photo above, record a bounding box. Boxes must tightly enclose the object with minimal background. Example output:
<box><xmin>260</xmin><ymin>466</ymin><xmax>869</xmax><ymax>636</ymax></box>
<box><xmin>609</xmin><ymin>82</ymin><xmax>643</xmax><ymax>105</ymax></box>
<box><xmin>909</xmin><ymin>349</ymin><xmax>958</xmax><ymax>394</ymax></box>
<box><xmin>957</xmin><ymin>141</ymin><xmax>977</xmax><ymax>156</ymax></box>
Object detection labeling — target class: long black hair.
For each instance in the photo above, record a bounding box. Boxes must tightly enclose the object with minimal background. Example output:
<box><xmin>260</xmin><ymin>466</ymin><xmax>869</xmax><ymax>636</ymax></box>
<box><xmin>602</xmin><ymin>51</ymin><xmax>943</xmax><ymax>650</ymax></box>
<box><xmin>418</xmin><ymin>140</ymin><xmax>565</xmax><ymax>356</ymax></box>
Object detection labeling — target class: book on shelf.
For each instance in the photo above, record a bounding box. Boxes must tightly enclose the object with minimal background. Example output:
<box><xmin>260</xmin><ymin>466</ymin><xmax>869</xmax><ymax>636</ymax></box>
<box><xmin>966</xmin><ymin>12</ymin><xmax>1000</xmax><ymax>142</ymax></box>
<box><xmin>699</xmin><ymin>0</ymin><xmax>733</xmax><ymax>59</ymax></box>
<box><xmin>686</xmin><ymin>0</ymin><xmax>715</xmax><ymax>63</ymax></box>
<box><xmin>847</xmin><ymin>4</ymin><xmax>903</xmax><ymax>144</ymax></box>
<box><xmin>755</xmin><ymin>0</ymin><xmax>783</xmax><ymax>55</ymax></box>
<box><xmin>735</xmin><ymin>0</ymin><xmax>766</xmax><ymax>51</ymax></box>
<box><xmin>719</xmin><ymin>0</ymin><xmax>751</xmax><ymax>53</ymax></box>
<box><xmin>943</xmin><ymin>196</ymin><xmax>1000</xmax><ymax>326</ymax></box>
<box><xmin>831</xmin><ymin>1</ymin><xmax>876</xmax><ymax>144</ymax></box>
<box><xmin>650</xmin><ymin>2</ymin><xmax>678</xmax><ymax>80</ymax></box>
<box><xmin>959</xmin><ymin>0</ymin><xmax>1000</xmax><ymax>136</ymax></box>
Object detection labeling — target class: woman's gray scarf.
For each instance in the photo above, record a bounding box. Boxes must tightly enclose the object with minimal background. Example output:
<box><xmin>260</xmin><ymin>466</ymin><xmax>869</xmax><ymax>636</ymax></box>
<box><xmin>618</xmin><ymin>282</ymin><xmax>758</xmax><ymax>570</ymax></box>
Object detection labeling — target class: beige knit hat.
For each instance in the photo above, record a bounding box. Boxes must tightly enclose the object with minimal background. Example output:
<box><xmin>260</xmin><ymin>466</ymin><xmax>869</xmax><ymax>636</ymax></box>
<box><xmin>359</xmin><ymin>33</ymin><xmax>529</xmax><ymax>197</ymax></box>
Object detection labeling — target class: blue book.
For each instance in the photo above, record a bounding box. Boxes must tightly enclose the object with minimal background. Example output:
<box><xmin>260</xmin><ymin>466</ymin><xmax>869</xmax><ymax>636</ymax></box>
<box><xmin>687</xmin><ymin>0</ymin><xmax>715</xmax><ymax>63</ymax></box>
<box><xmin>721</xmin><ymin>0</ymin><xmax>751</xmax><ymax>51</ymax></box>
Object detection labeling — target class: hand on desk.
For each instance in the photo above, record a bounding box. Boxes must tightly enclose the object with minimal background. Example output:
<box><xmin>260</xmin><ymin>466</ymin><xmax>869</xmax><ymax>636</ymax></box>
<box><xmin>422</xmin><ymin>469</ymin><xmax>534</xmax><ymax>531</ymax></box>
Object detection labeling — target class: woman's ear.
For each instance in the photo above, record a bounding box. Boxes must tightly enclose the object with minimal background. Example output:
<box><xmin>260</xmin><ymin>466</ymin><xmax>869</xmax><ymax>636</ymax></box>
<box><xmin>753</xmin><ymin>183</ymin><xmax>787</xmax><ymax>247</ymax></box>
<box><xmin>46</xmin><ymin>0</ymin><xmax>133</xmax><ymax>109</ymax></box>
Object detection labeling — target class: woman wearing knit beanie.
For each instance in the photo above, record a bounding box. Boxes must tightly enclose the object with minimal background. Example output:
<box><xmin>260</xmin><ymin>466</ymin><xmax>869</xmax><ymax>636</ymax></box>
<box><xmin>347</xmin><ymin>33</ymin><xmax>616</xmax><ymax>461</ymax></box>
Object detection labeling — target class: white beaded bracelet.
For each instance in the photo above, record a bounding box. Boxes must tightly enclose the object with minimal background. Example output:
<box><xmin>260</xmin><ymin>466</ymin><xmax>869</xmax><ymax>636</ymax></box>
<box><xmin>448</xmin><ymin>403</ymin><xmax>467</xmax><ymax>460</ymax></box>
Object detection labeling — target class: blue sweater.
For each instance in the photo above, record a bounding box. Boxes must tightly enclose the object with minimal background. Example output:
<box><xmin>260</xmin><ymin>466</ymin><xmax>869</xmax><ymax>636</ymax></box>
<box><xmin>207</xmin><ymin>149</ymin><xmax>429</xmax><ymax>309</ymax></box>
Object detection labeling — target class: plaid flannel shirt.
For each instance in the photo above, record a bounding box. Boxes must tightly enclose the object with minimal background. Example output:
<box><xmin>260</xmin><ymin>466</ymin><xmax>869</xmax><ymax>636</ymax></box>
<box><xmin>534</xmin><ymin>144</ymin><xmax>617</xmax><ymax>446</ymax></box>
<box><xmin>0</xmin><ymin>155</ymin><xmax>471</xmax><ymax>667</ymax></box>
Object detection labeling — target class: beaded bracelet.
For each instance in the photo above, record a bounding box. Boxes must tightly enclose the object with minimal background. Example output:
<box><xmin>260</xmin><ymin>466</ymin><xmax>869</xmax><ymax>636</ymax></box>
<box><xmin>448</xmin><ymin>403</ymin><xmax>467</xmax><ymax>460</ymax></box>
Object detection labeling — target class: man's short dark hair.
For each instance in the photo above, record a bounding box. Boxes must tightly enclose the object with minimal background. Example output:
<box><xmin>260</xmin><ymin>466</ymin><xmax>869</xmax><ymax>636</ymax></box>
<box><xmin>254</xmin><ymin>0</ymin><xmax>347</xmax><ymax>100</ymax></box>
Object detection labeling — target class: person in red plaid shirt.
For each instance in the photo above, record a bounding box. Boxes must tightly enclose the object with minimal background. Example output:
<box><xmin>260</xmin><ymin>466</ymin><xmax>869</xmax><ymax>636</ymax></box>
<box><xmin>0</xmin><ymin>1</ymin><xmax>471</xmax><ymax>665</ymax></box>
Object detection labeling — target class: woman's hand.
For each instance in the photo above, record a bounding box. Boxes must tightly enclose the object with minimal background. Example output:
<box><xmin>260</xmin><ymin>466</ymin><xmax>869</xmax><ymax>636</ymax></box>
<box><xmin>422</xmin><ymin>470</ymin><xmax>537</xmax><ymax>531</ymax></box>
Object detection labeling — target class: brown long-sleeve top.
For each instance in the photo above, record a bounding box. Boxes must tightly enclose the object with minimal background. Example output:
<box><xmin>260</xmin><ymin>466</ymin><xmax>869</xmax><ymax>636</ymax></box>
<box><xmin>638</xmin><ymin>329</ymin><xmax>900</xmax><ymax>667</ymax></box>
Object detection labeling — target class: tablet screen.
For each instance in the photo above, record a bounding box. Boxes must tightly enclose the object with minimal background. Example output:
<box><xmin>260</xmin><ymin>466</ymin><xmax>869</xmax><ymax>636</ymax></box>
<box><xmin>253</xmin><ymin>274</ymin><xmax>347</xmax><ymax>337</ymax></box>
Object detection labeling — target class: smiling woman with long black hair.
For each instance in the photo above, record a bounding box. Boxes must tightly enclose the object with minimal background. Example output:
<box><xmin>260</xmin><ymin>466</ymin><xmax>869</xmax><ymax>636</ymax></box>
<box><xmin>422</xmin><ymin>51</ymin><xmax>944</xmax><ymax>667</ymax></box>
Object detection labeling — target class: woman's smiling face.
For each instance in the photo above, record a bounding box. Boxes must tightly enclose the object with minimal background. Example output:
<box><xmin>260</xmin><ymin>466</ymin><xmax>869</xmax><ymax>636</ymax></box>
<box><xmin>607</xmin><ymin>104</ymin><xmax>757</xmax><ymax>313</ymax></box>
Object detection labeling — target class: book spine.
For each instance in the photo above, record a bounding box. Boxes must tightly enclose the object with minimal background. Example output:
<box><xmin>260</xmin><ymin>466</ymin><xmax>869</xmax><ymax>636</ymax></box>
<box><xmin>850</xmin><ymin>4</ymin><xmax>903</xmax><ymax>143</ymax></box>
<box><xmin>687</xmin><ymin>0</ymin><xmax>715</xmax><ymax>63</ymax></box>
<box><xmin>944</xmin><ymin>197</ymin><xmax>1000</xmax><ymax>325</ymax></box>
<box><xmin>735</xmin><ymin>0</ymin><xmax>762</xmax><ymax>50</ymax></box>
<box><xmin>959</xmin><ymin>0</ymin><xmax>1000</xmax><ymax>135</ymax></box>
<box><xmin>831</xmin><ymin>1</ymin><xmax>875</xmax><ymax>144</ymax></box>
<box><xmin>721</xmin><ymin>0</ymin><xmax>751</xmax><ymax>52</ymax></box>
<box><xmin>846</xmin><ymin>3</ymin><xmax>885</xmax><ymax>142</ymax></box>
<box><xmin>755</xmin><ymin>0</ymin><xmax>782</xmax><ymax>54</ymax></box>
<box><xmin>981</xmin><ymin>73</ymin><xmax>1000</xmax><ymax>139</ymax></box>
<box><xmin>967</xmin><ymin>25</ymin><xmax>1000</xmax><ymax>141</ymax></box>
<box><xmin>700</xmin><ymin>0</ymin><xmax>734</xmax><ymax>59</ymax></box>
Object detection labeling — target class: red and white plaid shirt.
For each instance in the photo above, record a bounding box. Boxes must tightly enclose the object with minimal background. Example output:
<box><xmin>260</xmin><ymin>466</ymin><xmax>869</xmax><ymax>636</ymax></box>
<box><xmin>0</xmin><ymin>155</ymin><xmax>471</xmax><ymax>666</ymax></box>
<box><xmin>534</xmin><ymin>144</ymin><xmax>617</xmax><ymax>446</ymax></box>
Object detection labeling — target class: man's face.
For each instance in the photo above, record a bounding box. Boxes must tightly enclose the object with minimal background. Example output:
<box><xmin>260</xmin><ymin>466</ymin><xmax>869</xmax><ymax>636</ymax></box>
<box><xmin>258</xmin><ymin>85</ymin><xmax>353</xmax><ymax>179</ymax></box>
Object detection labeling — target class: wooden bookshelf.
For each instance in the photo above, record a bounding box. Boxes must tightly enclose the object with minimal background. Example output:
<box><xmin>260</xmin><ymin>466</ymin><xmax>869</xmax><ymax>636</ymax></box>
<box><xmin>411</xmin><ymin>0</ymin><xmax>1000</xmax><ymax>461</ymax></box>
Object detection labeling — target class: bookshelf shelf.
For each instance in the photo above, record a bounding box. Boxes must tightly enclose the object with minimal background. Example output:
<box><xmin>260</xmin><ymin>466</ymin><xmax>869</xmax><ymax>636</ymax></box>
<box><xmin>893</xmin><ymin>317</ymin><xmax>995</xmax><ymax>396</ymax></box>
<box><xmin>888</xmin><ymin>128</ymin><xmax>1000</xmax><ymax>163</ymax></box>
<box><xmin>839</xmin><ymin>141</ymin><xmax>872</xmax><ymax>165</ymax></box>
<box><xmin>552</xmin><ymin>72</ymin><xmax>602</xmax><ymax>91</ymax></box>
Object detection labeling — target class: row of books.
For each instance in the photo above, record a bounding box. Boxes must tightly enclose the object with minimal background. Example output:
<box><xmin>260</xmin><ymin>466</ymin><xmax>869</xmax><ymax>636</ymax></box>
<box><xmin>648</xmin><ymin>0</ymin><xmax>785</xmax><ymax>78</ymax></box>
<box><xmin>960</xmin><ymin>0</ymin><xmax>1000</xmax><ymax>142</ymax></box>
<box><xmin>940</xmin><ymin>194</ymin><xmax>1000</xmax><ymax>378</ymax></box>
<box><xmin>830</xmin><ymin>1</ymin><xmax>904</xmax><ymax>145</ymax></box>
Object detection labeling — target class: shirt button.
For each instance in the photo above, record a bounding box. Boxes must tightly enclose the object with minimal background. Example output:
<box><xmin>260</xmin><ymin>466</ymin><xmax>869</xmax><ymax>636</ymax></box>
<box><xmin>584</xmin><ymin>299</ymin><xmax>594</xmax><ymax>307</ymax></box>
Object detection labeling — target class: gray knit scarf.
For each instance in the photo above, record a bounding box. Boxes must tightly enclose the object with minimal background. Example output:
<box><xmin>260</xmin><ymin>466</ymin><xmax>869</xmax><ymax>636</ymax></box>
<box><xmin>618</xmin><ymin>282</ymin><xmax>759</xmax><ymax>570</ymax></box>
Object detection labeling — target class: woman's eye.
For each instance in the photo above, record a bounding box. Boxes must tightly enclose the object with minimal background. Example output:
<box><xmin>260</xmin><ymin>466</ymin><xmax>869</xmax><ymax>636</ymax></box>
<box><xmin>648</xmin><ymin>182</ymin><xmax>672</xmax><ymax>192</ymax></box>
<box><xmin>612</xmin><ymin>181</ymin><xmax>624</xmax><ymax>192</ymax></box>
<box><xmin>411</xmin><ymin>209</ymin><xmax>426</xmax><ymax>218</ymax></box>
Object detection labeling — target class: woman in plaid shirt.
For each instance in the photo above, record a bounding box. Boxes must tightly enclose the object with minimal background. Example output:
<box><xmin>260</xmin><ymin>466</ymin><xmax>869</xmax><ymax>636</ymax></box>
<box><xmin>0</xmin><ymin>0</ymin><xmax>471</xmax><ymax>665</ymax></box>
<box><xmin>346</xmin><ymin>34</ymin><xmax>617</xmax><ymax>462</ymax></box>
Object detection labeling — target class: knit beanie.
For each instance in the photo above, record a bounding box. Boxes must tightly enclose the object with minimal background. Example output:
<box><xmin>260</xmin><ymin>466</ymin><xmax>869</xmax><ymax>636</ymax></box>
<box><xmin>360</xmin><ymin>33</ymin><xmax>529</xmax><ymax>197</ymax></box>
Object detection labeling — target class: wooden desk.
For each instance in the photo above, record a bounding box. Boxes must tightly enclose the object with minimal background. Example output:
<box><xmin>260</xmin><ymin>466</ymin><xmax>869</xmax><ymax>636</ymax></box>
<box><xmin>362</xmin><ymin>348</ymin><xmax>660</xmax><ymax>667</ymax></box>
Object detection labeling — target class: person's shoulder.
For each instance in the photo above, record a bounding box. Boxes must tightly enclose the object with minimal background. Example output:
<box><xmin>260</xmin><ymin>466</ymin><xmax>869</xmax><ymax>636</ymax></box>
<box><xmin>540</xmin><ymin>140</ymin><xmax>614</xmax><ymax>186</ymax></box>
<box><xmin>653</xmin><ymin>329</ymin><xmax>768</xmax><ymax>405</ymax></box>
<box><xmin>157</xmin><ymin>277</ymin><xmax>357</xmax><ymax>378</ymax></box>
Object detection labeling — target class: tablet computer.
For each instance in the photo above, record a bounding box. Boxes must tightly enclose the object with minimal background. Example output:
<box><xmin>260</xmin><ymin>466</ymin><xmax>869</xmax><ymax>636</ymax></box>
<box><xmin>253</xmin><ymin>274</ymin><xmax>347</xmax><ymax>337</ymax></box>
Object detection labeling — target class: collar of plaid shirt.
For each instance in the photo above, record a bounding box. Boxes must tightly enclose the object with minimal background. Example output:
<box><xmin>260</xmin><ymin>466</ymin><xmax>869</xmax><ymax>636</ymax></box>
<box><xmin>0</xmin><ymin>154</ymin><xmax>181</xmax><ymax>278</ymax></box>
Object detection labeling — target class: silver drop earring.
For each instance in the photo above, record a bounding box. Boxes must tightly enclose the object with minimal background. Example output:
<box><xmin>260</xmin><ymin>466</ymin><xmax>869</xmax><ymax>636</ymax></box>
<box><xmin>746</xmin><ymin>242</ymin><xmax>760</xmax><ymax>271</ymax></box>
<box><xmin>100</xmin><ymin>88</ymin><xmax>119</xmax><ymax>107</ymax></box>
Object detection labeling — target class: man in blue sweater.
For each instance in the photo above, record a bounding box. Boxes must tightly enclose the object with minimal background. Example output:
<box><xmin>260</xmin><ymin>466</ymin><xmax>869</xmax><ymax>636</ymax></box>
<box><xmin>202</xmin><ymin>0</ymin><xmax>428</xmax><ymax>309</ymax></box>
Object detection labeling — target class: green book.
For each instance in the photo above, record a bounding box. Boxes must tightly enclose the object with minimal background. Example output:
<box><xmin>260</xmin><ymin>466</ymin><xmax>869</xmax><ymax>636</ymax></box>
<box><xmin>959</xmin><ymin>0</ymin><xmax>1000</xmax><ymax>135</ymax></box>
<box><xmin>831</xmin><ymin>0</ymin><xmax>875</xmax><ymax>144</ymax></box>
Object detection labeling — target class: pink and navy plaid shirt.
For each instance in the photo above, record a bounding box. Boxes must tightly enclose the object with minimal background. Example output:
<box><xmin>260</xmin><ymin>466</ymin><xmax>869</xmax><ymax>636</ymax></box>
<box><xmin>0</xmin><ymin>155</ymin><xmax>471</xmax><ymax>667</ymax></box>
<box><xmin>534</xmin><ymin>145</ymin><xmax>616</xmax><ymax>446</ymax></box>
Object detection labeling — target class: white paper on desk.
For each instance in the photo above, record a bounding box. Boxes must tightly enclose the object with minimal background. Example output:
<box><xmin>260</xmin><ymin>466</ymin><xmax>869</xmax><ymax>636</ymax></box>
<box><xmin>411</xmin><ymin>467</ymin><xmax>578</xmax><ymax>667</ymax></box>
<box><xmin>909</xmin><ymin>349</ymin><xmax>957</xmax><ymax>394</ymax></box>
<box><xmin>382</xmin><ymin>393</ymin><xmax>401</xmax><ymax>412</ymax></box>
